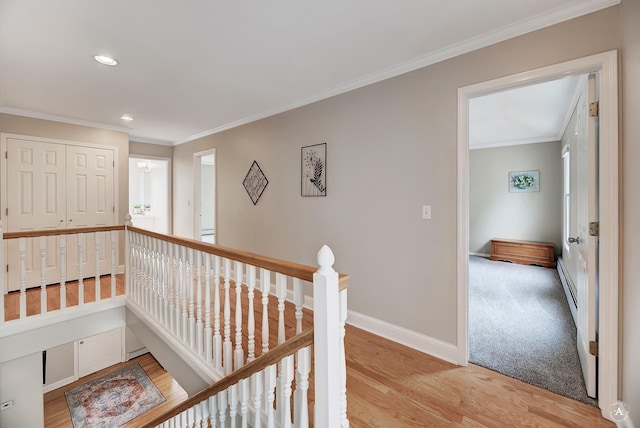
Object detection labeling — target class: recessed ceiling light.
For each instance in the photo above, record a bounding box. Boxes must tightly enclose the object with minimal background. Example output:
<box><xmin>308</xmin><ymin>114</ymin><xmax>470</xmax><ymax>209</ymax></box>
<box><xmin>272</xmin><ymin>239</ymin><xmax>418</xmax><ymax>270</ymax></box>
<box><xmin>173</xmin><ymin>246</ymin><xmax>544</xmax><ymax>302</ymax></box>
<box><xmin>94</xmin><ymin>55</ymin><xmax>118</xmax><ymax>66</ymax></box>
<box><xmin>121</xmin><ymin>115</ymin><xmax>133</xmax><ymax>121</ymax></box>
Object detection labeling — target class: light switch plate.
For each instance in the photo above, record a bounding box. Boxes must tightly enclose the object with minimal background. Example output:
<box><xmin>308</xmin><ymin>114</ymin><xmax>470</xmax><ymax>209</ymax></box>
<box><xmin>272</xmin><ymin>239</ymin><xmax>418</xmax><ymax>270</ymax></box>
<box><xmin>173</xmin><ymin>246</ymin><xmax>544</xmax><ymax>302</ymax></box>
<box><xmin>422</xmin><ymin>205</ymin><xmax>431</xmax><ymax>220</ymax></box>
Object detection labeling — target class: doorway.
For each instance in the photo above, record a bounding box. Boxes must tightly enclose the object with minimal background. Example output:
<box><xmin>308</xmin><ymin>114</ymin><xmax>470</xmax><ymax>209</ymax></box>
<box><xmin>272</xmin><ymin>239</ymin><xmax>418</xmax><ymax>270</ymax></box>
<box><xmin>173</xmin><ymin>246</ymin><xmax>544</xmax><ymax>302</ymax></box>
<box><xmin>128</xmin><ymin>157</ymin><xmax>170</xmax><ymax>235</ymax></box>
<box><xmin>194</xmin><ymin>150</ymin><xmax>216</xmax><ymax>243</ymax></box>
<box><xmin>457</xmin><ymin>51</ymin><xmax>619</xmax><ymax>418</ymax></box>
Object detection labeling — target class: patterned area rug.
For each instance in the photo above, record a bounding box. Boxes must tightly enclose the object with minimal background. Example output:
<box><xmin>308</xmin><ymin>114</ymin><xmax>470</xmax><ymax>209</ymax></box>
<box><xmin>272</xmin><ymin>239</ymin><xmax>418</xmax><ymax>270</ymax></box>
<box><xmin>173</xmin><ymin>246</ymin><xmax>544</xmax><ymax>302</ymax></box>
<box><xmin>65</xmin><ymin>362</ymin><xmax>165</xmax><ymax>428</ymax></box>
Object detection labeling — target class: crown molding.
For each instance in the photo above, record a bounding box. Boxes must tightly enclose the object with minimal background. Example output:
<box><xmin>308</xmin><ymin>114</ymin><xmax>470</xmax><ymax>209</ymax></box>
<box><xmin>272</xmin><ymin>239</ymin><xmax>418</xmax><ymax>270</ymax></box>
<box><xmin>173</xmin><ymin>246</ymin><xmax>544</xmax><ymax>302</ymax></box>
<box><xmin>0</xmin><ymin>107</ymin><xmax>131</xmax><ymax>134</ymax></box>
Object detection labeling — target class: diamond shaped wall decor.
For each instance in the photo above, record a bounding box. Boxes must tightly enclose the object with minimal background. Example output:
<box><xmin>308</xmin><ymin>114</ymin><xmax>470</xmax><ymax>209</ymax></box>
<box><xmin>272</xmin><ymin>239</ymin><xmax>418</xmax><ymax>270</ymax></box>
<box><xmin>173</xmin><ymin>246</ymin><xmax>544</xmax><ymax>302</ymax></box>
<box><xmin>242</xmin><ymin>160</ymin><xmax>268</xmax><ymax>205</ymax></box>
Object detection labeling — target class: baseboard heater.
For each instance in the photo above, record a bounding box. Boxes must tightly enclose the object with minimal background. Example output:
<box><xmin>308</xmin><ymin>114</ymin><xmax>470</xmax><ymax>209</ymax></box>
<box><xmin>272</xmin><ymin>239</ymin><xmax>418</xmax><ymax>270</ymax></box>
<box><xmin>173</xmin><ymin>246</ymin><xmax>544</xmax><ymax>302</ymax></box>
<box><xmin>556</xmin><ymin>257</ymin><xmax>577</xmax><ymax>325</ymax></box>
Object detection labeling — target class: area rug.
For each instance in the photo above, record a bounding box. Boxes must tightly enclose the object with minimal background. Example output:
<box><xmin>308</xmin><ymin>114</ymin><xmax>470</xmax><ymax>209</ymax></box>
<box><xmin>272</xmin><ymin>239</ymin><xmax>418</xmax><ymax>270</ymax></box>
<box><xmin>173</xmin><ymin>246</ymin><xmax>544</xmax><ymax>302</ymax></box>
<box><xmin>468</xmin><ymin>256</ymin><xmax>597</xmax><ymax>406</ymax></box>
<box><xmin>65</xmin><ymin>362</ymin><xmax>165</xmax><ymax>428</ymax></box>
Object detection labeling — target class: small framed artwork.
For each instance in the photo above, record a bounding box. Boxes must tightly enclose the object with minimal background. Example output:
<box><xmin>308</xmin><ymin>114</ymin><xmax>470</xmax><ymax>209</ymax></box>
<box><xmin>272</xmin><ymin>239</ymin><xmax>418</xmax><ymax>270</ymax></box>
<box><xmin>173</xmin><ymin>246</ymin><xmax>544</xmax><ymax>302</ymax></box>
<box><xmin>509</xmin><ymin>170</ymin><xmax>540</xmax><ymax>192</ymax></box>
<box><xmin>301</xmin><ymin>143</ymin><xmax>327</xmax><ymax>197</ymax></box>
<box><xmin>242</xmin><ymin>160</ymin><xmax>269</xmax><ymax>205</ymax></box>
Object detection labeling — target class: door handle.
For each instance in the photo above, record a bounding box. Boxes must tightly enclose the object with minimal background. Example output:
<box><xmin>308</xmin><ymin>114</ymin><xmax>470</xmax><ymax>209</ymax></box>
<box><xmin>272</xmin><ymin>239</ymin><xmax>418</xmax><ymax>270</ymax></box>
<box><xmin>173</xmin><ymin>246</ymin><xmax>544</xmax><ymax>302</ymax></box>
<box><xmin>568</xmin><ymin>236</ymin><xmax>581</xmax><ymax>244</ymax></box>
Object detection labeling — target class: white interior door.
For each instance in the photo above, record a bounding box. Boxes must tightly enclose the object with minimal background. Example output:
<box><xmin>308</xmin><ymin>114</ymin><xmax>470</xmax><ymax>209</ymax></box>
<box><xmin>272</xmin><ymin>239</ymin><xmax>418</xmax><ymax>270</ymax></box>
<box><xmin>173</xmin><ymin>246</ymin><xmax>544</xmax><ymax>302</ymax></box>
<box><xmin>4</xmin><ymin>137</ymin><xmax>116</xmax><ymax>291</ymax></box>
<box><xmin>6</xmin><ymin>139</ymin><xmax>66</xmax><ymax>290</ymax></box>
<box><xmin>573</xmin><ymin>74</ymin><xmax>598</xmax><ymax>398</ymax></box>
<box><xmin>66</xmin><ymin>145</ymin><xmax>115</xmax><ymax>280</ymax></box>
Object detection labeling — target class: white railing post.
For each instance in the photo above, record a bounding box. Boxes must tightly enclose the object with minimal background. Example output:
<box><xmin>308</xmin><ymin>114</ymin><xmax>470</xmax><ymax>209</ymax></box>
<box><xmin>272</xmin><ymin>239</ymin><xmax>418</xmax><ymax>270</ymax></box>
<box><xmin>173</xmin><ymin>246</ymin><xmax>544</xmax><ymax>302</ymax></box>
<box><xmin>0</xmin><ymin>221</ymin><xmax>5</xmax><ymax>326</ymax></box>
<box><xmin>124</xmin><ymin>214</ymin><xmax>132</xmax><ymax>301</ymax></box>
<box><xmin>94</xmin><ymin>231</ymin><xmax>101</xmax><ymax>302</ymax></box>
<box><xmin>313</xmin><ymin>245</ymin><xmax>341</xmax><ymax>428</ymax></box>
<box><xmin>110</xmin><ymin>230</ymin><xmax>117</xmax><ymax>298</ymax></box>
<box><xmin>78</xmin><ymin>233</ymin><xmax>85</xmax><ymax>306</ymax></box>
<box><xmin>60</xmin><ymin>235</ymin><xmax>67</xmax><ymax>310</ymax></box>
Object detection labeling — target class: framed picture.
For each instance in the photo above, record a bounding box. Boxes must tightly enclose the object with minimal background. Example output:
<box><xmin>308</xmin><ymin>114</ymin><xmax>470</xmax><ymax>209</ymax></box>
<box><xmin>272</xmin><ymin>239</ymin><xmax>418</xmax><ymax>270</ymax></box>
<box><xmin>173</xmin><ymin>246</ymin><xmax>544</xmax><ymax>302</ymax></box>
<box><xmin>242</xmin><ymin>161</ymin><xmax>268</xmax><ymax>205</ymax></box>
<box><xmin>509</xmin><ymin>170</ymin><xmax>540</xmax><ymax>192</ymax></box>
<box><xmin>301</xmin><ymin>143</ymin><xmax>327</xmax><ymax>197</ymax></box>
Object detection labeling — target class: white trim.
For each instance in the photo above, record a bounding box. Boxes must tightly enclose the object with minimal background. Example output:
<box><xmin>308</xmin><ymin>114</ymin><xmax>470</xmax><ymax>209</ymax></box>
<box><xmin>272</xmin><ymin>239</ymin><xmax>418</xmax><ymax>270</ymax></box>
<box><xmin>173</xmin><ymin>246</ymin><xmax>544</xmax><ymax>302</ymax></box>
<box><xmin>469</xmin><ymin>136</ymin><xmax>562</xmax><ymax>150</ymax></box>
<box><xmin>469</xmin><ymin>252</ymin><xmax>490</xmax><ymax>258</ymax></box>
<box><xmin>126</xmin><ymin>347</ymin><xmax>149</xmax><ymax>361</ymax></box>
<box><xmin>346</xmin><ymin>310</ymin><xmax>458</xmax><ymax>365</ymax></box>
<box><xmin>0</xmin><ymin>107</ymin><xmax>131</xmax><ymax>134</ymax></box>
<box><xmin>457</xmin><ymin>50</ymin><xmax>619</xmax><ymax>420</ymax></box>
<box><xmin>193</xmin><ymin>149</ymin><xmax>216</xmax><ymax>242</ymax></box>
<box><xmin>43</xmin><ymin>374</ymin><xmax>78</xmax><ymax>393</ymax></box>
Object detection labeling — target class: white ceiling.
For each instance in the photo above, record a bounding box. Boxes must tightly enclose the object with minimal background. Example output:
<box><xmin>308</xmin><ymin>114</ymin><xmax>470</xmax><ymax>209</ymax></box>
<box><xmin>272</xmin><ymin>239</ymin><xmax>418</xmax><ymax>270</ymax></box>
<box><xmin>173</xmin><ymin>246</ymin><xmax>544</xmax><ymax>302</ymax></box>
<box><xmin>469</xmin><ymin>74</ymin><xmax>586</xmax><ymax>149</ymax></box>
<box><xmin>0</xmin><ymin>0</ymin><xmax>617</xmax><ymax>146</ymax></box>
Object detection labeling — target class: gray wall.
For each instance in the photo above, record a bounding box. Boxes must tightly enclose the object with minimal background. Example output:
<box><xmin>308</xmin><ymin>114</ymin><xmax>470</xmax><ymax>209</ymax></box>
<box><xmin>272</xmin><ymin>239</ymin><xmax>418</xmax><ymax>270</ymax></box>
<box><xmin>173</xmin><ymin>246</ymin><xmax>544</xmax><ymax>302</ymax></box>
<box><xmin>469</xmin><ymin>141</ymin><xmax>563</xmax><ymax>255</ymax></box>
<box><xmin>173</xmin><ymin>8</ymin><xmax>620</xmax><ymax>347</ymax></box>
<box><xmin>44</xmin><ymin>342</ymin><xmax>74</xmax><ymax>389</ymax></box>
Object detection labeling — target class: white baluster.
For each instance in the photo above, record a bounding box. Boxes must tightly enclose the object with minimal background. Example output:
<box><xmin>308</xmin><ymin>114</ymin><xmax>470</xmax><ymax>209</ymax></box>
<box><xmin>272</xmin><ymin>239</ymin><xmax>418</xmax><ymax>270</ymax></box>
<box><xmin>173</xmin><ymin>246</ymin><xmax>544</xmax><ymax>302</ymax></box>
<box><xmin>188</xmin><ymin>248</ymin><xmax>196</xmax><ymax>349</ymax></box>
<box><xmin>218</xmin><ymin>389</ymin><xmax>227</xmax><ymax>427</ymax></box>
<box><xmin>223</xmin><ymin>258</ymin><xmax>232</xmax><ymax>374</ymax></box>
<box><xmin>235</xmin><ymin>260</ymin><xmax>244</xmax><ymax>370</ymax></box>
<box><xmin>19</xmin><ymin>237</ymin><xmax>26</xmax><ymax>319</ymax></box>
<box><xmin>209</xmin><ymin>395</ymin><xmax>219</xmax><ymax>428</ymax></box>
<box><xmin>265</xmin><ymin>364</ymin><xmax>277</xmax><ymax>428</ymax></box>
<box><xmin>213</xmin><ymin>255</ymin><xmax>222</xmax><ymax>369</ymax></box>
<box><xmin>196</xmin><ymin>250</ymin><xmax>204</xmax><ymax>355</ymax></box>
<box><xmin>40</xmin><ymin>236</ymin><xmax>47</xmax><ymax>314</ymax></box>
<box><xmin>313</xmin><ymin>245</ymin><xmax>341</xmax><ymax>428</ymax></box>
<box><xmin>260</xmin><ymin>268</ymin><xmax>271</xmax><ymax>355</ymax></box>
<box><xmin>94</xmin><ymin>232</ymin><xmax>101</xmax><ymax>301</ymax></box>
<box><xmin>78</xmin><ymin>233</ymin><xmax>85</xmax><ymax>306</ymax></box>
<box><xmin>229</xmin><ymin>383</ymin><xmax>238</xmax><ymax>427</ymax></box>
<box><xmin>294</xmin><ymin>346</ymin><xmax>311</xmax><ymax>428</ymax></box>
<box><xmin>276</xmin><ymin>273</ymin><xmax>287</xmax><ymax>345</ymax></box>
<box><xmin>293</xmin><ymin>278</ymin><xmax>304</xmax><ymax>334</ymax></box>
<box><xmin>162</xmin><ymin>239</ymin><xmax>169</xmax><ymax>329</ymax></box>
<box><xmin>252</xmin><ymin>371</ymin><xmax>263</xmax><ymax>428</ymax></box>
<box><xmin>204</xmin><ymin>253</ymin><xmax>213</xmax><ymax>362</ymax></box>
<box><xmin>247</xmin><ymin>265</ymin><xmax>257</xmax><ymax>362</ymax></box>
<box><xmin>167</xmin><ymin>241</ymin><xmax>175</xmax><ymax>334</ymax></box>
<box><xmin>181</xmin><ymin>246</ymin><xmax>188</xmax><ymax>343</ymax></box>
<box><xmin>240</xmin><ymin>378</ymin><xmax>250</xmax><ymax>428</ymax></box>
<box><xmin>110</xmin><ymin>230</ymin><xmax>116</xmax><ymax>299</ymax></box>
<box><xmin>173</xmin><ymin>243</ymin><xmax>181</xmax><ymax>337</ymax></box>
<box><xmin>278</xmin><ymin>355</ymin><xmax>294</xmax><ymax>428</ymax></box>
<box><xmin>339</xmin><ymin>288</ymin><xmax>350</xmax><ymax>428</ymax></box>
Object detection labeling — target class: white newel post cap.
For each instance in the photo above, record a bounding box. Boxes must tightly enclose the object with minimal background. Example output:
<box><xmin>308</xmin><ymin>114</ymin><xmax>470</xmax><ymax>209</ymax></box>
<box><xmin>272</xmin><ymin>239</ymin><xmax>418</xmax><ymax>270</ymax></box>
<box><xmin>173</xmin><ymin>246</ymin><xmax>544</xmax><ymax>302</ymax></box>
<box><xmin>125</xmin><ymin>213</ymin><xmax>132</xmax><ymax>226</ymax></box>
<box><xmin>317</xmin><ymin>245</ymin><xmax>336</xmax><ymax>274</ymax></box>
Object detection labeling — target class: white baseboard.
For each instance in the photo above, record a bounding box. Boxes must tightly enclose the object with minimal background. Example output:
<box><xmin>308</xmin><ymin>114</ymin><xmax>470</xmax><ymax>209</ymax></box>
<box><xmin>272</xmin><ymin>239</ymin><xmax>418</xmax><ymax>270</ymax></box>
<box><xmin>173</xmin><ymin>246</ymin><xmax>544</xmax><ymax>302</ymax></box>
<box><xmin>469</xmin><ymin>252</ymin><xmax>490</xmax><ymax>258</ymax></box>
<box><xmin>126</xmin><ymin>347</ymin><xmax>149</xmax><ymax>361</ymax></box>
<box><xmin>43</xmin><ymin>374</ymin><xmax>78</xmax><ymax>393</ymax></box>
<box><xmin>346</xmin><ymin>310</ymin><xmax>459</xmax><ymax>365</ymax></box>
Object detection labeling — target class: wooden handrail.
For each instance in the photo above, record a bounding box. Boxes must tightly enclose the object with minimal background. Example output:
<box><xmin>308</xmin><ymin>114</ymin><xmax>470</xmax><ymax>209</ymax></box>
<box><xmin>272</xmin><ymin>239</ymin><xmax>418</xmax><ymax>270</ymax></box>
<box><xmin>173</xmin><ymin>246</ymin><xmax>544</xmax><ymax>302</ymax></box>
<box><xmin>128</xmin><ymin>226</ymin><xmax>350</xmax><ymax>290</ymax></box>
<box><xmin>0</xmin><ymin>224</ymin><xmax>350</xmax><ymax>290</ymax></box>
<box><xmin>2</xmin><ymin>224</ymin><xmax>125</xmax><ymax>240</ymax></box>
<box><xmin>139</xmin><ymin>327</ymin><xmax>315</xmax><ymax>428</ymax></box>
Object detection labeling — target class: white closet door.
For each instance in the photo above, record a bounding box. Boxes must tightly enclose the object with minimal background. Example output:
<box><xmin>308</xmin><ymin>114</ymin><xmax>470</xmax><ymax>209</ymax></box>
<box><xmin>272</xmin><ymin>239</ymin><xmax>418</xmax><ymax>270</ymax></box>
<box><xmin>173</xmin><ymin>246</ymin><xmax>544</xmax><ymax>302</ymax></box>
<box><xmin>6</xmin><ymin>138</ymin><xmax>66</xmax><ymax>290</ymax></box>
<box><xmin>66</xmin><ymin>145</ymin><xmax>115</xmax><ymax>281</ymax></box>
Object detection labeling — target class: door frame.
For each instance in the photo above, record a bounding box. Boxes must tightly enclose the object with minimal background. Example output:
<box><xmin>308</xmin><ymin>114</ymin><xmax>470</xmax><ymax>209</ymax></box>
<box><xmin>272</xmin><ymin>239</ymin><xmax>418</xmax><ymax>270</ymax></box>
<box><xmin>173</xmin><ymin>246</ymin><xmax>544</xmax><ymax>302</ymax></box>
<box><xmin>128</xmin><ymin>155</ymin><xmax>172</xmax><ymax>235</ymax></box>
<box><xmin>456</xmin><ymin>50</ymin><xmax>618</xmax><ymax>418</ymax></box>
<box><xmin>193</xmin><ymin>148</ymin><xmax>216</xmax><ymax>242</ymax></box>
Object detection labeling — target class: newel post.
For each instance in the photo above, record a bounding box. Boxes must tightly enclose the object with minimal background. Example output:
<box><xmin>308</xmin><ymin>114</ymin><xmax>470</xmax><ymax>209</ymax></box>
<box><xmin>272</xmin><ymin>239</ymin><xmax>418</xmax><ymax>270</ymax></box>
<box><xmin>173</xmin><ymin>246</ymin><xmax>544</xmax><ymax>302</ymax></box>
<box><xmin>313</xmin><ymin>245</ymin><xmax>341</xmax><ymax>427</ymax></box>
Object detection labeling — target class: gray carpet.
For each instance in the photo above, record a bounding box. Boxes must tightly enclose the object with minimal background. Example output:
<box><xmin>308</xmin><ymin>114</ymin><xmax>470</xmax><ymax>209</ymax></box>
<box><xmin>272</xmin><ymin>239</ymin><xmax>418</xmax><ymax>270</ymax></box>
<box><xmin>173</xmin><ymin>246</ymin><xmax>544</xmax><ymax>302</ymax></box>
<box><xmin>469</xmin><ymin>256</ymin><xmax>597</xmax><ymax>406</ymax></box>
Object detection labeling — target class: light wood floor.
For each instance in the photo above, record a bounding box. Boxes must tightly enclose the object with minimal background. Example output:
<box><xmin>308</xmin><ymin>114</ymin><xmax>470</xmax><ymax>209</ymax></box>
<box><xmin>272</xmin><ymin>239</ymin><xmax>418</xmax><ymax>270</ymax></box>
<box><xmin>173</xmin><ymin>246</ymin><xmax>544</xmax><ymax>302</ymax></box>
<box><xmin>42</xmin><ymin>325</ymin><xmax>614</xmax><ymax>428</ymax></box>
<box><xmin>14</xmin><ymin>279</ymin><xmax>612</xmax><ymax>427</ymax></box>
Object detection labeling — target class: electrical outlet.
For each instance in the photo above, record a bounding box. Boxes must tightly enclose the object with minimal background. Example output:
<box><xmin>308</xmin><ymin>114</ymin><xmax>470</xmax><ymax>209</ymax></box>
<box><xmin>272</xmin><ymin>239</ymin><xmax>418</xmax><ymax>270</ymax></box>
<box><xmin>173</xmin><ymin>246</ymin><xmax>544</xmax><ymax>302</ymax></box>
<box><xmin>422</xmin><ymin>205</ymin><xmax>431</xmax><ymax>220</ymax></box>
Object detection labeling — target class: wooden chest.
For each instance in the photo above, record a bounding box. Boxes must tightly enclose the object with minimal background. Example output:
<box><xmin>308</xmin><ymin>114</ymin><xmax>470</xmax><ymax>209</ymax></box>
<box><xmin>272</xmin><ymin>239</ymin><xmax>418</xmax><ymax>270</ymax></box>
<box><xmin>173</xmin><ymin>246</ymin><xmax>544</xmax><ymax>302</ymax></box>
<box><xmin>489</xmin><ymin>239</ymin><xmax>555</xmax><ymax>268</ymax></box>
